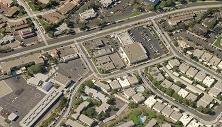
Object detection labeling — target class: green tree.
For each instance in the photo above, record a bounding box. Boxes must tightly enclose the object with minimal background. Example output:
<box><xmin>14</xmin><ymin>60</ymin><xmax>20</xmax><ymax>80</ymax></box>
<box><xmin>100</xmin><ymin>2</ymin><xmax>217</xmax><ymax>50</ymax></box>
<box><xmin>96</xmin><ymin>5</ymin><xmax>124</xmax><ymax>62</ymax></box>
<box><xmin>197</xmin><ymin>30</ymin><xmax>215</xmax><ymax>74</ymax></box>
<box><xmin>27</xmin><ymin>64</ymin><xmax>44</xmax><ymax>76</ymax></box>
<box><xmin>83</xmin><ymin>107</ymin><xmax>97</xmax><ymax>118</ymax></box>
<box><xmin>129</xmin><ymin>102</ymin><xmax>138</xmax><ymax>109</ymax></box>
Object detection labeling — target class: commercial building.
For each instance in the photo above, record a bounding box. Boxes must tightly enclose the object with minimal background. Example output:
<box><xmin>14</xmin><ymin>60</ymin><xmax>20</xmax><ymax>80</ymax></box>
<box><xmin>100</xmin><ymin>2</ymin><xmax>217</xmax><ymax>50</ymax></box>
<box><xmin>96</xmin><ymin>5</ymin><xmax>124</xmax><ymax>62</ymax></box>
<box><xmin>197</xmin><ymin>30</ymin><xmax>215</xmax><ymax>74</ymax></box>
<box><xmin>20</xmin><ymin>89</ymin><xmax>62</xmax><ymax>127</ymax></box>
<box><xmin>116</xmin><ymin>32</ymin><xmax>134</xmax><ymax>45</ymax></box>
<box><xmin>54</xmin><ymin>72</ymin><xmax>73</xmax><ymax>87</ymax></box>
<box><xmin>120</xmin><ymin>43</ymin><xmax>148</xmax><ymax>65</ymax></box>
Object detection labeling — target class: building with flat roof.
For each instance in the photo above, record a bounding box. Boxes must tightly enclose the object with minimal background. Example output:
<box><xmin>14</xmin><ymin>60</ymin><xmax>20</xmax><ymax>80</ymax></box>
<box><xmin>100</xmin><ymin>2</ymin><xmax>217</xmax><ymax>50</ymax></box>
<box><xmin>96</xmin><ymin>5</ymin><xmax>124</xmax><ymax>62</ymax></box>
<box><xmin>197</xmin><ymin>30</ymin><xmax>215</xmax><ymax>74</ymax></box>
<box><xmin>78</xmin><ymin>114</ymin><xmax>95</xmax><ymax>127</ymax></box>
<box><xmin>20</xmin><ymin>89</ymin><xmax>62</xmax><ymax>127</ymax></box>
<box><xmin>194</xmin><ymin>71</ymin><xmax>206</xmax><ymax>82</ymax></box>
<box><xmin>116</xmin><ymin>31</ymin><xmax>134</xmax><ymax>45</ymax></box>
<box><xmin>186</xmin><ymin>67</ymin><xmax>198</xmax><ymax>78</ymax></box>
<box><xmin>8</xmin><ymin>112</ymin><xmax>18</xmax><ymax>121</ymax></box>
<box><xmin>120</xmin><ymin>43</ymin><xmax>148</xmax><ymax>65</ymax></box>
<box><xmin>79</xmin><ymin>8</ymin><xmax>97</xmax><ymax>20</ymax></box>
<box><xmin>110</xmin><ymin>53</ymin><xmax>125</xmax><ymax>69</ymax></box>
<box><xmin>54</xmin><ymin>72</ymin><xmax>72</xmax><ymax>87</ymax></box>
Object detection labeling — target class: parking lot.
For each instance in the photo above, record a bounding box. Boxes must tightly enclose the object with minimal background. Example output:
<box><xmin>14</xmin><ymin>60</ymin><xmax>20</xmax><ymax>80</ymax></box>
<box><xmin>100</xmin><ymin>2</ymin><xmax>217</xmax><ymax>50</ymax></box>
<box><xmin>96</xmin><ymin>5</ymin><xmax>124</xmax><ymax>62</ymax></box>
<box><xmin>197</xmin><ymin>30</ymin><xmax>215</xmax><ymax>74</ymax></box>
<box><xmin>58</xmin><ymin>58</ymin><xmax>88</xmax><ymax>81</ymax></box>
<box><xmin>0</xmin><ymin>76</ymin><xmax>45</xmax><ymax>127</ymax></box>
<box><xmin>129</xmin><ymin>26</ymin><xmax>165</xmax><ymax>59</ymax></box>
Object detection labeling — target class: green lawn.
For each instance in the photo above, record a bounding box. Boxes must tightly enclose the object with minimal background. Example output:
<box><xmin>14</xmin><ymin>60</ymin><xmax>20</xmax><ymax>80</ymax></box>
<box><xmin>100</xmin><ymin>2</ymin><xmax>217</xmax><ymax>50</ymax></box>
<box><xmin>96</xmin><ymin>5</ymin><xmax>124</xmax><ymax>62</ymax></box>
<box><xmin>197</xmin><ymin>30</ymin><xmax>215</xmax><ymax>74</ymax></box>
<box><xmin>213</xmin><ymin>36</ymin><xmax>222</xmax><ymax>49</ymax></box>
